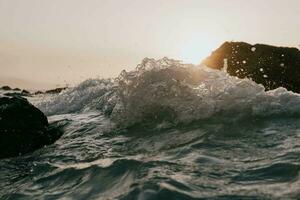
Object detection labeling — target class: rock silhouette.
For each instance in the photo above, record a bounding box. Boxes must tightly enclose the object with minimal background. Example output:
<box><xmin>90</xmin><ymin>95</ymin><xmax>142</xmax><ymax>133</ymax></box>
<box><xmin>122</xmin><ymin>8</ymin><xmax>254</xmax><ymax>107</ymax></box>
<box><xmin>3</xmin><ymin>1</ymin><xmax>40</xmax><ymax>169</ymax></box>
<box><xmin>0</xmin><ymin>97</ymin><xmax>62</xmax><ymax>158</ymax></box>
<box><xmin>1</xmin><ymin>86</ymin><xmax>11</xmax><ymax>91</ymax></box>
<box><xmin>45</xmin><ymin>87</ymin><xmax>67</xmax><ymax>94</ymax></box>
<box><xmin>202</xmin><ymin>42</ymin><xmax>300</xmax><ymax>92</ymax></box>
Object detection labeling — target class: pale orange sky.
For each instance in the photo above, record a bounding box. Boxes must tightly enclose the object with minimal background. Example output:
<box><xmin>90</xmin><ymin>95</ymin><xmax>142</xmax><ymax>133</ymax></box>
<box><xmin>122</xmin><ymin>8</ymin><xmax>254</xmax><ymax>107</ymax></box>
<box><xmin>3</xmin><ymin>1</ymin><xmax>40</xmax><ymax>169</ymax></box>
<box><xmin>0</xmin><ymin>0</ymin><xmax>299</xmax><ymax>89</ymax></box>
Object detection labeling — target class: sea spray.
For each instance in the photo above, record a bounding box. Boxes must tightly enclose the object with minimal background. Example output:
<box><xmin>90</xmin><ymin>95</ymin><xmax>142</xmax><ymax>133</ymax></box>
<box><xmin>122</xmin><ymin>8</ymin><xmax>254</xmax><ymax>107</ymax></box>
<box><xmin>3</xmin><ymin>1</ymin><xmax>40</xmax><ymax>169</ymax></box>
<box><xmin>37</xmin><ymin>57</ymin><xmax>300</xmax><ymax>127</ymax></box>
<box><xmin>2</xmin><ymin>57</ymin><xmax>300</xmax><ymax>199</ymax></box>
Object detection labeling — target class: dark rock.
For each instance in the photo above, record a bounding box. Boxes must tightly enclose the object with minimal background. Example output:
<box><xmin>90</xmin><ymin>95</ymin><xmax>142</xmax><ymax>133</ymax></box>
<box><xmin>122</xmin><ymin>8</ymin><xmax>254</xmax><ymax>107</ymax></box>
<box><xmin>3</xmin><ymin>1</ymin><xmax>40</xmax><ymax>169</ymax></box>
<box><xmin>4</xmin><ymin>89</ymin><xmax>31</xmax><ymax>97</ymax></box>
<box><xmin>202</xmin><ymin>41</ymin><xmax>300</xmax><ymax>92</ymax></box>
<box><xmin>34</xmin><ymin>90</ymin><xmax>44</xmax><ymax>95</ymax></box>
<box><xmin>12</xmin><ymin>88</ymin><xmax>21</xmax><ymax>91</ymax></box>
<box><xmin>33</xmin><ymin>87</ymin><xmax>67</xmax><ymax>95</ymax></box>
<box><xmin>45</xmin><ymin>87</ymin><xmax>67</xmax><ymax>94</ymax></box>
<box><xmin>4</xmin><ymin>92</ymin><xmax>23</xmax><ymax>97</ymax></box>
<box><xmin>1</xmin><ymin>86</ymin><xmax>11</xmax><ymax>91</ymax></box>
<box><xmin>21</xmin><ymin>89</ymin><xmax>30</xmax><ymax>95</ymax></box>
<box><xmin>0</xmin><ymin>97</ymin><xmax>63</xmax><ymax>158</ymax></box>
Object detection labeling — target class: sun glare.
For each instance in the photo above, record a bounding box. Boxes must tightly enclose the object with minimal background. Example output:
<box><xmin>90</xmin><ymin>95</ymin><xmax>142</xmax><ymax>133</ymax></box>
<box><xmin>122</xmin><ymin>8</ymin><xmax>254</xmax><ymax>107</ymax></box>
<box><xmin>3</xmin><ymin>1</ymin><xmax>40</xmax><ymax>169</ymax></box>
<box><xmin>179</xmin><ymin>36</ymin><xmax>221</xmax><ymax>64</ymax></box>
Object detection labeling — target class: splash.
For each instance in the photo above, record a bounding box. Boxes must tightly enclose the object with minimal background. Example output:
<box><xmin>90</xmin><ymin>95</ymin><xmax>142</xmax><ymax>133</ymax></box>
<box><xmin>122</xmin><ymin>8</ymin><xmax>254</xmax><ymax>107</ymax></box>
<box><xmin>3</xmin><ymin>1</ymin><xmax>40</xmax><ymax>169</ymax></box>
<box><xmin>36</xmin><ymin>57</ymin><xmax>300</xmax><ymax>127</ymax></box>
<box><xmin>37</xmin><ymin>78</ymin><xmax>117</xmax><ymax>116</ymax></box>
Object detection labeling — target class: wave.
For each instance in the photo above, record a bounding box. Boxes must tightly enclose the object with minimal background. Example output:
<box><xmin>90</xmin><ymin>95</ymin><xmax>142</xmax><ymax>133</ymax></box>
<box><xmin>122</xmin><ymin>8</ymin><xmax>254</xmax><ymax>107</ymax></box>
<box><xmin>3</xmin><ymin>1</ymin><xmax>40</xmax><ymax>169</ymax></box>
<box><xmin>5</xmin><ymin>60</ymin><xmax>300</xmax><ymax>199</ymax></box>
<box><xmin>36</xmin><ymin>57</ymin><xmax>300</xmax><ymax>128</ymax></box>
<box><xmin>37</xmin><ymin>78</ymin><xmax>118</xmax><ymax>116</ymax></box>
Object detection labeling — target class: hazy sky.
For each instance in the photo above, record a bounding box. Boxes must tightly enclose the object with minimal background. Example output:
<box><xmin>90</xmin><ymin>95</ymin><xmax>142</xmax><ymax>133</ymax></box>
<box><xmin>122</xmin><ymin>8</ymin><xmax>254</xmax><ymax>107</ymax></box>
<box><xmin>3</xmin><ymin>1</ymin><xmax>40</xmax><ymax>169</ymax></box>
<box><xmin>0</xmin><ymin>0</ymin><xmax>299</xmax><ymax>89</ymax></box>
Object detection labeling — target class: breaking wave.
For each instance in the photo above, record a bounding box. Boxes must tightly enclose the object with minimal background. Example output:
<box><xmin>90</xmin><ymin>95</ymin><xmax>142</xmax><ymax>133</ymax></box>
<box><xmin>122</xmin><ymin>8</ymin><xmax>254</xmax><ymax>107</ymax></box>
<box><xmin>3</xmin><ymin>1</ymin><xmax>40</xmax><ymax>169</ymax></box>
<box><xmin>37</xmin><ymin>57</ymin><xmax>300</xmax><ymax>127</ymax></box>
<box><xmin>3</xmin><ymin>57</ymin><xmax>300</xmax><ymax>199</ymax></box>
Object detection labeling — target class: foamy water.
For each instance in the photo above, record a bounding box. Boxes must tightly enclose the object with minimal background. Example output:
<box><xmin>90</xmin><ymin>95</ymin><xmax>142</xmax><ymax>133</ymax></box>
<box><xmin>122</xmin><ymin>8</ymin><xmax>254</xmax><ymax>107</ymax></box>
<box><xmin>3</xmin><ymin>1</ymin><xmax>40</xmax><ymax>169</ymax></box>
<box><xmin>1</xmin><ymin>58</ymin><xmax>300</xmax><ymax>199</ymax></box>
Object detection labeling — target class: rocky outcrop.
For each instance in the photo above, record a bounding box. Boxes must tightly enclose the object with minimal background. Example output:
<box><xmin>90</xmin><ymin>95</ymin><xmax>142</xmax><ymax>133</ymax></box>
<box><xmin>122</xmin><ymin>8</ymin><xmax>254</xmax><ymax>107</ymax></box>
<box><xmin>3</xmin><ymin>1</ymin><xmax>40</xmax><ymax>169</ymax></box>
<box><xmin>34</xmin><ymin>90</ymin><xmax>44</xmax><ymax>95</ymax></box>
<box><xmin>0</xmin><ymin>97</ymin><xmax>63</xmax><ymax>158</ymax></box>
<box><xmin>1</xmin><ymin>86</ymin><xmax>31</xmax><ymax>97</ymax></box>
<box><xmin>45</xmin><ymin>87</ymin><xmax>67</xmax><ymax>94</ymax></box>
<box><xmin>1</xmin><ymin>86</ymin><xmax>12</xmax><ymax>91</ymax></box>
<box><xmin>4</xmin><ymin>90</ymin><xmax>31</xmax><ymax>97</ymax></box>
<box><xmin>12</xmin><ymin>88</ymin><xmax>21</xmax><ymax>91</ymax></box>
<box><xmin>202</xmin><ymin>42</ymin><xmax>300</xmax><ymax>92</ymax></box>
<box><xmin>34</xmin><ymin>87</ymin><xmax>67</xmax><ymax>95</ymax></box>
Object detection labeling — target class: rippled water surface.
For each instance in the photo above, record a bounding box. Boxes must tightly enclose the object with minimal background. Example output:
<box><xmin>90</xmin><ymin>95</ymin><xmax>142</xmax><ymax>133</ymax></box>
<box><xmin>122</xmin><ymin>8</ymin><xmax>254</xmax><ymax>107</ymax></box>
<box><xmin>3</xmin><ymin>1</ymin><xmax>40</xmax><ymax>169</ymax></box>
<box><xmin>1</xmin><ymin>58</ymin><xmax>300</xmax><ymax>199</ymax></box>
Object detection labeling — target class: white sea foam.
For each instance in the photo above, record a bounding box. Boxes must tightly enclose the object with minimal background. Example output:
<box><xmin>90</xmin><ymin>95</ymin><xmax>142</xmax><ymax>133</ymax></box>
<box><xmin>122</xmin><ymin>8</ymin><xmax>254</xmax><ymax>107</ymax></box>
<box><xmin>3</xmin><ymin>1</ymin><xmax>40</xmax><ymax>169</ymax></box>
<box><xmin>36</xmin><ymin>78</ymin><xmax>117</xmax><ymax>116</ymax></box>
<box><xmin>35</xmin><ymin>57</ymin><xmax>300</xmax><ymax>126</ymax></box>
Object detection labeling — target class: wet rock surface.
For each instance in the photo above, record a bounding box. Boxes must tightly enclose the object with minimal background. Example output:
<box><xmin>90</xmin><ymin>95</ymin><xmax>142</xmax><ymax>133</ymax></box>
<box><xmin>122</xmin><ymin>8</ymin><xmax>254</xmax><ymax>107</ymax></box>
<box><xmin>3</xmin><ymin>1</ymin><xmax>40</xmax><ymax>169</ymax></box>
<box><xmin>0</xmin><ymin>97</ymin><xmax>62</xmax><ymax>158</ymax></box>
<box><xmin>203</xmin><ymin>41</ymin><xmax>300</xmax><ymax>92</ymax></box>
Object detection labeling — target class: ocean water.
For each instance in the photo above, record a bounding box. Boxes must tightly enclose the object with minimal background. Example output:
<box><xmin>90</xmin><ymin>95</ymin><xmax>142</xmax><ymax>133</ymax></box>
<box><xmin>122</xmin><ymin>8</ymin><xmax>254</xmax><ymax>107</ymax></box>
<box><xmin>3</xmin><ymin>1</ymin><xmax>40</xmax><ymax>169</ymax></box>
<box><xmin>1</xmin><ymin>58</ymin><xmax>300</xmax><ymax>200</ymax></box>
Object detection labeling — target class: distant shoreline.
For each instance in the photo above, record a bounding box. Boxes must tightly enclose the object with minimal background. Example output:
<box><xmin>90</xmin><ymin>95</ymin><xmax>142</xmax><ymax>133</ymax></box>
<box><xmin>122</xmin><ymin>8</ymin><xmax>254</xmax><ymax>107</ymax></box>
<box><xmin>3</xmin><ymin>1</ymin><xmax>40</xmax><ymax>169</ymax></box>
<box><xmin>0</xmin><ymin>76</ymin><xmax>68</xmax><ymax>90</ymax></box>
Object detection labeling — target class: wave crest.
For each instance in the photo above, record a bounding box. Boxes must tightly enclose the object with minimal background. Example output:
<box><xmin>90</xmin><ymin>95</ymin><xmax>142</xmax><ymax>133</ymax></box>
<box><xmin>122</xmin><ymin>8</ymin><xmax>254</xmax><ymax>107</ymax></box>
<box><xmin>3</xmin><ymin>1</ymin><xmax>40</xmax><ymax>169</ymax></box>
<box><xmin>36</xmin><ymin>57</ymin><xmax>300</xmax><ymax>127</ymax></box>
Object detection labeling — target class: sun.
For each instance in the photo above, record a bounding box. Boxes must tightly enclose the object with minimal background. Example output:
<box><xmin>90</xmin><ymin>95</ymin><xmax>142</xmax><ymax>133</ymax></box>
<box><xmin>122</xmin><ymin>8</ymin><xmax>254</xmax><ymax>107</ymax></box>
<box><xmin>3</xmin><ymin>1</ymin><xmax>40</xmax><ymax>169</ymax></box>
<box><xmin>179</xmin><ymin>37</ymin><xmax>220</xmax><ymax>64</ymax></box>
